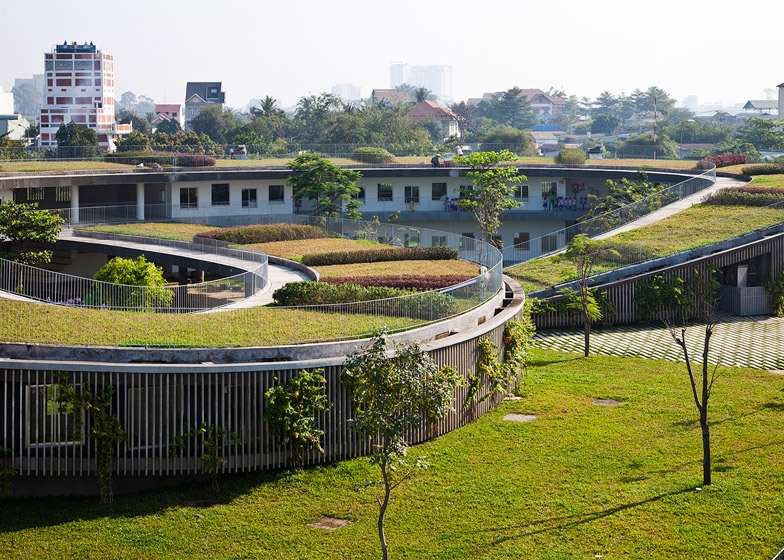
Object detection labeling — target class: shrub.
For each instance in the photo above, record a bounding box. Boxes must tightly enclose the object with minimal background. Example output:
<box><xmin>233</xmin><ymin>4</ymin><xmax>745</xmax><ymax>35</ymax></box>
<box><xmin>272</xmin><ymin>281</ymin><xmax>457</xmax><ymax>320</ymax></box>
<box><xmin>175</xmin><ymin>153</ymin><xmax>216</xmax><ymax>167</ymax></box>
<box><xmin>104</xmin><ymin>152</ymin><xmax>176</xmax><ymax>166</ymax></box>
<box><xmin>555</xmin><ymin>148</ymin><xmax>587</xmax><ymax>165</ymax></box>
<box><xmin>196</xmin><ymin>224</ymin><xmax>330</xmax><ymax>244</ymax></box>
<box><xmin>740</xmin><ymin>163</ymin><xmax>784</xmax><ymax>176</ymax></box>
<box><xmin>301</xmin><ymin>246</ymin><xmax>458</xmax><ymax>266</ymax></box>
<box><xmin>321</xmin><ymin>274</ymin><xmax>473</xmax><ymax>290</ymax></box>
<box><xmin>702</xmin><ymin>186</ymin><xmax>784</xmax><ymax>207</ymax></box>
<box><xmin>697</xmin><ymin>154</ymin><xmax>747</xmax><ymax>169</ymax></box>
<box><xmin>352</xmin><ymin>147</ymin><xmax>396</xmax><ymax>164</ymax></box>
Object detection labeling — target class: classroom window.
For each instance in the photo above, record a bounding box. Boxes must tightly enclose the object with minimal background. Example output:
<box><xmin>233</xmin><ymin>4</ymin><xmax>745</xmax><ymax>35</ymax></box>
<box><xmin>211</xmin><ymin>184</ymin><xmax>230</xmax><ymax>206</ymax></box>
<box><xmin>55</xmin><ymin>186</ymin><xmax>71</xmax><ymax>202</ymax></box>
<box><xmin>513</xmin><ymin>232</ymin><xmax>530</xmax><ymax>250</ymax></box>
<box><xmin>269</xmin><ymin>185</ymin><xmax>284</xmax><ymax>203</ymax></box>
<box><xmin>26</xmin><ymin>384</ymin><xmax>83</xmax><ymax>445</ymax></box>
<box><xmin>241</xmin><ymin>188</ymin><xmax>257</xmax><ymax>208</ymax></box>
<box><xmin>27</xmin><ymin>187</ymin><xmax>45</xmax><ymax>201</ymax></box>
<box><xmin>377</xmin><ymin>183</ymin><xmax>393</xmax><ymax>202</ymax></box>
<box><xmin>404</xmin><ymin>186</ymin><xmax>419</xmax><ymax>204</ymax></box>
<box><xmin>542</xmin><ymin>234</ymin><xmax>558</xmax><ymax>253</ymax></box>
<box><xmin>541</xmin><ymin>181</ymin><xmax>557</xmax><ymax>195</ymax></box>
<box><xmin>431</xmin><ymin>182</ymin><xmax>447</xmax><ymax>201</ymax></box>
<box><xmin>180</xmin><ymin>187</ymin><xmax>198</xmax><ymax>209</ymax></box>
<box><xmin>514</xmin><ymin>184</ymin><xmax>529</xmax><ymax>200</ymax></box>
<box><xmin>431</xmin><ymin>235</ymin><xmax>448</xmax><ymax>247</ymax></box>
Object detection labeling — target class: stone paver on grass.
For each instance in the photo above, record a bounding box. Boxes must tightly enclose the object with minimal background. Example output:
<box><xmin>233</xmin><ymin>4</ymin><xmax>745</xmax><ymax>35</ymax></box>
<box><xmin>533</xmin><ymin>315</ymin><xmax>784</xmax><ymax>370</ymax></box>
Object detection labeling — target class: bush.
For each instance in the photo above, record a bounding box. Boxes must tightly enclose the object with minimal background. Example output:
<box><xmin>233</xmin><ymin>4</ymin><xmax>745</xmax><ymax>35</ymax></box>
<box><xmin>352</xmin><ymin>147</ymin><xmax>396</xmax><ymax>164</ymax></box>
<box><xmin>321</xmin><ymin>274</ymin><xmax>473</xmax><ymax>290</ymax></box>
<box><xmin>555</xmin><ymin>148</ymin><xmax>587</xmax><ymax>165</ymax></box>
<box><xmin>104</xmin><ymin>152</ymin><xmax>176</xmax><ymax>166</ymax></box>
<box><xmin>272</xmin><ymin>281</ymin><xmax>458</xmax><ymax>320</ymax></box>
<box><xmin>697</xmin><ymin>154</ymin><xmax>747</xmax><ymax>169</ymax></box>
<box><xmin>740</xmin><ymin>163</ymin><xmax>784</xmax><ymax>176</ymax></box>
<box><xmin>301</xmin><ymin>246</ymin><xmax>458</xmax><ymax>267</ymax></box>
<box><xmin>175</xmin><ymin>154</ymin><xmax>216</xmax><ymax>167</ymax></box>
<box><xmin>703</xmin><ymin>186</ymin><xmax>784</xmax><ymax>207</ymax></box>
<box><xmin>196</xmin><ymin>224</ymin><xmax>330</xmax><ymax>244</ymax></box>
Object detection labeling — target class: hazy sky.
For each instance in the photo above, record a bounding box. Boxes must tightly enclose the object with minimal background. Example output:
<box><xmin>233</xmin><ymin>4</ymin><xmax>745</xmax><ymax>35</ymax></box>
<box><xmin>1</xmin><ymin>0</ymin><xmax>780</xmax><ymax>113</ymax></box>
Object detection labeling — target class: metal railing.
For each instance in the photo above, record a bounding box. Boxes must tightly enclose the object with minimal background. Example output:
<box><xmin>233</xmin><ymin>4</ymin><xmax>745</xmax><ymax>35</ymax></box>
<box><xmin>502</xmin><ymin>165</ymin><xmax>717</xmax><ymax>266</ymax></box>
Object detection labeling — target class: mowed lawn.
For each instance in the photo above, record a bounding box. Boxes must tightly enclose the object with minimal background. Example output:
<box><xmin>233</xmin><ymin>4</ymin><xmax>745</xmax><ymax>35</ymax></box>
<box><xmin>2</xmin><ymin>349</ymin><xmax>782</xmax><ymax>559</ymax></box>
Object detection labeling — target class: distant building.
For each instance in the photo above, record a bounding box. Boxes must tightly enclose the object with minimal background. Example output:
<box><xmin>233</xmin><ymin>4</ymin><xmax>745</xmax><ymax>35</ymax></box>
<box><xmin>390</xmin><ymin>63</ymin><xmax>453</xmax><ymax>104</ymax></box>
<box><xmin>151</xmin><ymin>103</ymin><xmax>182</xmax><ymax>126</ymax></box>
<box><xmin>38</xmin><ymin>41</ymin><xmax>131</xmax><ymax>151</ymax></box>
<box><xmin>469</xmin><ymin>89</ymin><xmax>567</xmax><ymax>121</ymax></box>
<box><xmin>406</xmin><ymin>100</ymin><xmax>461</xmax><ymax>139</ymax></box>
<box><xmin>331</xmin><ymin>83</ymin><xmax>362</xmax><ymax>103</ymax></box>
<box><xmin>778</xmin><ymin>82</ymin><xmax>784</xmax><ymax>119</ymax></box>
<box><xmin>370</xmin><ymin>89</ymin><xmax>412</xmax><ymax>107</ymax></box>
<box><xmin>0</xmin><ymin>114</ymin><xmax>30</xmax><ymax>141</ymax></box>
<box><xmin>12</xmin><ymin>75</ymin><xmax>45</xmax><ymax>117</ymax></box>
<box><xmin>0</xmin><ymin>87</ymin><xmax>13</xmax><ymax>114</ymax></box>
<box><xmin>184</xmin><ymin>82</ymin><xmax>225</xmax><ymax>131</ymax></box>
<box><xmin>742</xmin><ymin>99</ymin><xmax>778</xmax><ymax>116</ymax></box>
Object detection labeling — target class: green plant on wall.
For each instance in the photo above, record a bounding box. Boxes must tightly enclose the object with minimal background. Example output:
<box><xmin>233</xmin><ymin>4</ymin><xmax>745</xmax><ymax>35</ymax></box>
<box><xmin>169</xmin><ymin>423</ymin><xmax>241</xmax><ymax>494</ymax></box>
<box><xmin>55</xmin><ymin>373</ymin><xmax>126</xmax><ymax>504</ymax></box>
<box><xmin>264</xmin><ymin>369</ymin><xmax>331</xmax><ymax>469</ymax></box>
<box><xmin>763</xmin><ymin>271</ymin><xmax>784</xmax><ymax>317</ymax></box>
<box><xmin>464</xmin><ymin>337</ymin><xmax>515</xmax><ymax>417</ymax></box>
<box><xmin>503</xmin><ymin>314</ymin><xmax>536</xmax><ymax>395</ymax></box>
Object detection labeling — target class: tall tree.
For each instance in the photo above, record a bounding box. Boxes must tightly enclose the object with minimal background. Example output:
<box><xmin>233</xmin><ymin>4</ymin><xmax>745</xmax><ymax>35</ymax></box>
<box><xmin>453</xmin><ymin>150</ymin><xmax>523</xmax><ymax>251</ymax></box>
<box><xmin>413</xmin><ymin>87</ymin><xmax>433</xmax><ymax>102</ymax></box>
<box><xmin>342</xmin><ymin>332</ymin><xmax>461</xmax><ymax>560</ymax></box>
<box><xmin>55</xmin><ymin>122</ymin><xmax>100</xmax><ymax>158</ymax></box>
<box><xmin>287</xmin><ymin>153</ymin><xmax>363</xmax><ymax>218</ymax></box>
<box><xmin>190</xmin><ymin>105</ymin><xmax>238</xmax><ymax>145</ymax></box>
<box><xmin>479</xmin><ymin>87</ymin><xmax>537</xmax><ymax>130</ymax></box>
<box><xmin>251</xmin><ymin>96</ymin><xmax>286</xmax><ymax>118</ymax></box>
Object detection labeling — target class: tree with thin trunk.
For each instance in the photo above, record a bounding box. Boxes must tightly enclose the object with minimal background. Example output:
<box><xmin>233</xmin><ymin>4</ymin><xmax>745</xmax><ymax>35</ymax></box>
<box><xmin>342</xmin><ymin>332</ymin><xmax>461</xmax><ymax>560</ymax></box>
<box><xmin>287</xmin><ymin>152</ymin><xmax>363</xmax><ymax>219</ymax></box>
<box><xmin>665</xmin><ymin>267</ymin><xmax>720</xmax><ymax>486</ymax></box>
<box><xmin>560</xmin><ymin>234</ymin><xmax>617</xmax><ymax>357</ymax></box>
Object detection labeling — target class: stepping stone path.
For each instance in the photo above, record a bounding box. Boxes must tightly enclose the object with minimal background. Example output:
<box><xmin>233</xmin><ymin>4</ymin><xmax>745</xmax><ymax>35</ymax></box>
<box><xmin>504</xmin><ymin>413</ymin><xmax>538</xmax><ymax>422</ymax></box>
<box><xmin>533</xmin><ymin>316</ymin><xmax>784</xmax><ymax>370</ymax></box>
<box><xmin>307</xmin><ymin>516</ymin><xmax>352</xmax><ymax>530</ymax></box>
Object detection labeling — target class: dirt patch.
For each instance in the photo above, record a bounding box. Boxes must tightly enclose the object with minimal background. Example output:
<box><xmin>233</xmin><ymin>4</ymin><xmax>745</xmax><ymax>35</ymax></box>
<box><xmin>593</xmin><ymin>399</ymin><xmax>623</xmax><ymax>406</ymax></box>
<box><xmin>186</xmin><ymin>500</ymin><xmax>227</xmax><ymax>508</ymax></box>
<box><xmin>307</xmin><ymin>516</ymin><xmax>352</xmax><ymax>530</ymax></box>
<box><xmin>503</xmin><ymin>413</ymin><xmax>538</xmax><ymax>422</ymax></box>
<box><xmin>768</xmin><ymin>370</ymin><xmax>784</xmax><ymax>375</ymax></box>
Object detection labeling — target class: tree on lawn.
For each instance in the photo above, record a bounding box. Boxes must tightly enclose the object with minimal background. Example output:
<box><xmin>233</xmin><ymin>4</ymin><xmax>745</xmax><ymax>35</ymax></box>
<box><xmin>665</xmin><ymin>267</ymin><xmax>721</xmax><ymax>487</ymax></box>
<box><xmin>287</xmin><ymin>152</ymin><xmax>363</xmax><ymax>219</ymax></box>
<box><xmin>453</xmin><ymin>149</ymin><xmax>523</xmax><ymax>255</ymax></box>
<box><xmin>560</xmin><ymin>234</ymin><xmax>618</xmax><ymax>357</ymax></box>
<box><xmin>342</xmin><ymin>332</ymin><xmax>461</xmax><ymax>560</ymax></box>
<box><xmin>0</xmin><ymin>200</ymin><xmax>65</xmax><ymax>292</ymax></box>
<box><xmin>55</xmin><ymin>121</ymin><xmax>101</xmax><ymax>158</ymax></box>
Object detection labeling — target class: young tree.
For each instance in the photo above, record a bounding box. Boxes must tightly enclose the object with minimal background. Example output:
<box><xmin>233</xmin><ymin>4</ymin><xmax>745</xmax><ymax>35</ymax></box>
<box><xmin>287</xmin><ymin>152</ymin><xmax>363</xmax><ymax>219</ymax></box>
<box><xmin>342</xmin><ymin>332</ymin><xmax>461</xmax><ymax>560</ymax></box>
<box><xmin>560</xmin><ymin>234</ymin><xmax>618</xmax><ymax>357</ymax></box>
<box><xmin>453</xmin><ymin>149</ymin><xmax>524</xmax><ymax>253</ymax></box>
<box><xmin>93</xmin><ymin>255</ymin><xmax>174</xmax><ymax>310</ymax></box>
<box><xmin>665</xmin><ymin>268</ymin><xmax>720</xmax><ymax>487</ymax></box>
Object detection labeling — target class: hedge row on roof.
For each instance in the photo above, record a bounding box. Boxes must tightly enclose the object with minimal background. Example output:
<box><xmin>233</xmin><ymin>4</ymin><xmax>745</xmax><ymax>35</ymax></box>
<box><xmin>300</xmin><ymin>246</ymin><xmax>459</xmax><ymax>266</ymax></box>
<box><xmin>320</xmin><ymin>274</ymin><xmax>474</xmax><ymax>290</ymax></box>
<box><xmin>740</xmin><ymin>164</ymin><xmax>784</xmax><ymax>176</ymax></box>
<box><xmin>696</xmin><ymin>154</ymin><xmax>747</xmax><ymax>169</ymax></box>
<box><xmin>195</xmin><ymin>224</ymin><xmax>330</xmax><ymax>244</ymax></box>
<box><xmin>703</xmin><ymin>186</ymin><xmax>784</xmax><ymax>207</ymax></box>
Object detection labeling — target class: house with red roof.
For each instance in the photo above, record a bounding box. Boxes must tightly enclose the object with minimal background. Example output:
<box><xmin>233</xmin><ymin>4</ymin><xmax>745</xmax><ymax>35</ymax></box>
<box><xmin>407</xmin><ymin>100</ymin><xmax>462</xmax><ymax>139</ymax></box>
<box><xmin>151</xmin><ymin>104</ymin><xmax>182</xmax><ymax>126</ymax></box>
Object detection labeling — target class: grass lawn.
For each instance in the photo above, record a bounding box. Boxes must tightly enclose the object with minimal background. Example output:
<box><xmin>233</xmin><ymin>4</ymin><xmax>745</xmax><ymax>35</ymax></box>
<box><xmin>1</xmin><ymin>349</ymin><xmax>782</xmax><ymax>559</ymax></box>
<box><xmin>507</xmin><ymin>197</ymin><xmax>784</xmax><ymax>292</ymax></box>
<box><xmin>81</xmin><ymin>222</ymin><xmax>219</xmax><ymax>242</ymax></box>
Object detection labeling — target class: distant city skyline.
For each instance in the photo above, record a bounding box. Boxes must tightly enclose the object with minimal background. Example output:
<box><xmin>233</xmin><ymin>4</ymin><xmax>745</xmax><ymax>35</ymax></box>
<box><xmin>1</xmin><ymin>0</ymin><xmax>781</xmax><ymax>115</ymax></box>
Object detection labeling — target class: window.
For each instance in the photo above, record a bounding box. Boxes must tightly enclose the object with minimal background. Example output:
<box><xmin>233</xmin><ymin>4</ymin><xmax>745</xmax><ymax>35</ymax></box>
<box><xmin>513</xmin><ymin>232</ymin><xmax>530</xmax><ymax>250</ymax></box>
<box><xmin>403</xmin><ymin>231</ymin><xmax>420</xmax><ymax>247</ymax></box>
<box><xmin>542</xmin><ymin>234</ymin><xmax>558</xmax><ymax>253</ymax></box>
<box><xmin>432</xmin><ymin>235</ymin><xmax>448</xmax><ymax>247</ymax></box>
<box><xmin>541</xmin><ymin>181</ymin><xmax>558</xmax><ymax>196</ymax></box>
<box><xmin>55</xmin><ymin>186</ymin><xmax>71</xmax><ymax>202</ymax></box>
<box><xmin>211</xmin><ymin>183</ymin><xmax>229</xmax><ymax>206</ymax></box>
<box><xmin>241</xmin><ymin>188</ymin><xmax>257</xmax><ymax>208</ymax></box>
<box><xmin>458</xmin><ymin>185</ymin><xmax>472</xmax><ymax>199</ymax></box>
<box><xmin>269</xmin><ymin>185</ymin><xmax>284</xmax><ymax>203</ymax></box>
<box><xmin>354</xmin><ymin>187</ymin><xmax>365</xmax><ymax>200</ymax></box>
<box><xmin>404</xmin><ymin>186</ymin><xmax>419</xmax><ymax>204</ymax></box>
<box><xmin>180</xmin><ymin>187</ymin><xmax>198</xmax><ymax>209</ymax></box>
<box><xmin>27</xmin><ymin>187</ymin><xmax>45</xmax><ymax>201</ymax></box>
<box><xmin>377</xmin><ymin>183</ymin><xmax>393</xmax><ymax>202</ymax></box>
<box><xmin>514</xmin><ymin>184</ymin><xmax>529</xmax><ymax>200</ymax></box>
<box><xmin>431</xmin><ymin>182</ymin><xmax>447</xmax><ymax>201</ymax></box>
<box><xmin>26</xmin><ymin>384</ymin><xmax>83</xmax><ymax>445</ymax></box>
<box><xmin>125</xmin><ymin>384</ymin><xmax>182</xmax><ymax>449</ymax></box>
<box><xmin>460</xmin><ymin>232</ymin><xmax>475</xmax><ymax>251</ymax></box>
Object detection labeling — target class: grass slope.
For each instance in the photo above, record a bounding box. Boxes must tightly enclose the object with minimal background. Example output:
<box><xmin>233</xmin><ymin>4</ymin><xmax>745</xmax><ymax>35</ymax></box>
<box><xmin>1</xmin><ymin>349</ymin><xmax>782</xmax><ymax>559</ymax></box>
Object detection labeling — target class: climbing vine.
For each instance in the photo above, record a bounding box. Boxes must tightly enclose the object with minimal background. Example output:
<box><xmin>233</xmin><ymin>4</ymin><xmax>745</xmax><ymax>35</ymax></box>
<box><xmin>55</xmin><ymin>373</ymin><xmax>126</xmax><ymax>504</ymax></box>
<box><xmin>503</xmin><ymin>314</ymin><xmax>536</xmax><ymax>395</ymax></box>
<box><xmin>763</xmin><ymin>271</ymin><xmax>784</xmax><ymax>317</ymax></box>
<box><xmin>264</xmin><ymin>369</ymin><xmax>331</xmax><ymax>469</ymax></box>
<box><xmin>169</xmin><ymin>423</ymin><xmax>241</xmax><ymax>494</ymax></box>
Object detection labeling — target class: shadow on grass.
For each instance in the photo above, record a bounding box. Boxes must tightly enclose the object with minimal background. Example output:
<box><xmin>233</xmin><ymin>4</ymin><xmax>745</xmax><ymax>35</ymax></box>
<box><xmin>486</xmin><ymin>486</ymin><xmax>695</xmax><ymax>545</ymax></box>
<box><xmin>0</xmin><ymin>469</ymin><xmax>286</xmax><ymax>533</ymax></box>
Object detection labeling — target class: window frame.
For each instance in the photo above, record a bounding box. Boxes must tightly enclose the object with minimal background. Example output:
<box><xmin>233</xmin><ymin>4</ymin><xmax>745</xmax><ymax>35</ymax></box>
<box><xmin>404</xmin><ymin>186</ymin><xmax>420</xmax><ymax>204</ymax></box>
<box><xmin>241</xmin><ymin>188</ymin><xmax>257</xmax><ymax>208</ymax></box>
<box><xmin>211</xmin><ymin>183</ymin><xmax>230</xmax><ymax>206</ymax></box>
<box><xmin>179</xmin><ymin>187</ymin><xmax>198</xmax><ymax>209</ymax></box>
<box><xmin>377</xmin><ymin>183</ymin><xmax>393</xmax><ymax>202</ymax></box>
<box><xmin>431</xmin><ymin>182</ymin><xmax>447</xmax><ymax>201</ymax></box>
<box><xmin>268</xmin><ymin>185</ymin><xmax>285</xmax><ymax>204</ymax></box>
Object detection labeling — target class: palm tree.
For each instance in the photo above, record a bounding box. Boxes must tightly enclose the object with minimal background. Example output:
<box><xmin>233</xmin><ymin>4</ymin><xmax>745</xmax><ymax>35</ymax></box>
<box><xmin>414</xmin><ymin>87</ymin><xmax>432</xmax><ymax>103</ymax></box>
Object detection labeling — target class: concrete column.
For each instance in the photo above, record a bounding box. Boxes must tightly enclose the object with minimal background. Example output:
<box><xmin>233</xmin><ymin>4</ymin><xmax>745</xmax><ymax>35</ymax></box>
<box><xmin>137</xmin><ymin>183</ymin><xmax>145</xmax><ymax>221</ymax></box>
<box><xmin>70</xmin><ymin>184</ymin><xmax>79</xmax><ymax>224</ymax></box>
